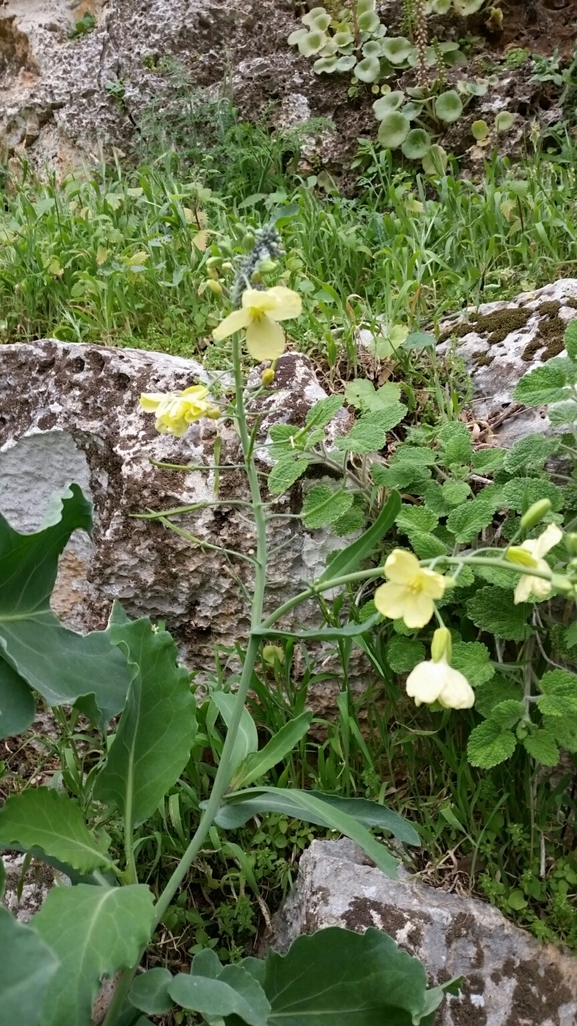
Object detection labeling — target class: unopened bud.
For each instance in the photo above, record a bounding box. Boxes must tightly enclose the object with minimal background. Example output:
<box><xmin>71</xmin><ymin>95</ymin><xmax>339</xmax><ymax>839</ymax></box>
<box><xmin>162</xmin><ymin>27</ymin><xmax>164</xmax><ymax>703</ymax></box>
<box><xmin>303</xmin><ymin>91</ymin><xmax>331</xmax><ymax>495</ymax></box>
<box><xmin>261</xmin><ymin>368</ymin><xmax>275</xmax><ymax>386</ymax></box>
<box><xmin>566</xmin><ymin>533</ymin><xmax>577</xmax><ymax>557</ymax></box>
<box><xmin>206</xmin><ymin>405</ymin><xmax>221</xmax><ymax>420</ymax></box>
<box><xmin>520</xmin><ymin>499</ymin><xmax>552</xmax><ymax>530</ymax></box>
<box><xmin>253</xmin><ymin>257</ymin><xmax>277</xmax><ymax>275</ymax></box>
<box><xmin>206</xmin><ymin>279</ymin><xmax>223</xmax><ymax>295</ymax></box>
<box><xmin>263</xmin><ymin>644</ymin><xmax>285</xmax><ymax>666</ymax></box>
<box><xmin>431</xmin><ymin>627</ymin><xmax>452</xmax><ymax>664</ymax></box>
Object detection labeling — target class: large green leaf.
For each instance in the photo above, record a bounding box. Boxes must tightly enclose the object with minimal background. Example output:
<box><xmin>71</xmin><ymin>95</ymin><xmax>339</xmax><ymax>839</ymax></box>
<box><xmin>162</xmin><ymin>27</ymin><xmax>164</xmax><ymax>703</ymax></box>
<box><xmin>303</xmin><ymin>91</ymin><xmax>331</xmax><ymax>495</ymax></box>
<box><xmin>316</xmin><ymin>492</ymin><xmax>400</xmax><ymax>584</ymax></box>
<box><xmin>261</xmin><ymin>927</ymin><xmax>442</xmax><ymax>1025</ymax></box>
<box><xmin>169</xmin><ymin>965</ymin><xmax>270</xmax><ymax>1026</ymax></box>
<box><xmin>211</xmin><ymin>691</ymin><xmax>259</xmax><ymax>774</ymax></box>
<box><xmin>212</xmin><ymin>788</ymin><xmax>416</xmax><ymax>876</ymax></box>
<box><xmin>0</xmin><ymin>787</ymin><xmax>114</xmax><ymax>874</ymax></box>
<box><xmin>230</xmin><ymin>712</ymin><xmax>313</xmax><ymax>789</ymax></box>
<box><xmin>0</xmin><ymin>485</ymin><xmax>131</xmax><ymax>727</ymax></box>
<box><xmin>128</xmin><ymin>967</ymin><xmax>174</xmax><ymax>1015</ymax></box>
<box><xmin>0</xmin><ymin>906</ymin><xmax>60</xmax><ymax>1026</ymax></box>
<box><xmin>31</xmin><ymin>883</ymin><xmax>155</xmax><ymax>1026</ymax></box>
<box><xmin>0</xmin><ymin>657</ymin><xmax>36</xmax><ymax>739</ymax></box>
<box><xmin>93</xmin><ymin>616</ymin><xmax>196</xmax><ymax>828</ymax></box>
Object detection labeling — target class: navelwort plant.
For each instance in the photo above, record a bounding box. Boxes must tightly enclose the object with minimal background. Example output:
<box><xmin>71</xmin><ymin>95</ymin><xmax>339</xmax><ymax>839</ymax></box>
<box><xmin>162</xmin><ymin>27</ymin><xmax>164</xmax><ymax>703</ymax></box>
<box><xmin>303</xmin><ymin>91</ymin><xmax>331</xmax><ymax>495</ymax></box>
<box><xmin>0</xmin><ymin>227</ymin><xmax>461</xmax><ymax>1026</ymax></box>
<box><xmin>288</xmin><ymin>0</ymin><xmax>489</xmax><ymax>171</ymax></box>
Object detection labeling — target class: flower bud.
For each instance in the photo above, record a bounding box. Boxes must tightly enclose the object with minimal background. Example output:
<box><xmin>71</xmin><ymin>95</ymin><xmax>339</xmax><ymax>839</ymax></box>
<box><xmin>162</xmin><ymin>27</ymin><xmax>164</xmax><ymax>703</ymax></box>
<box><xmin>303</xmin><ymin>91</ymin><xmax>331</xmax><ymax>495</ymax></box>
<box><xmin>263</xmin><ymin>644</ymin><xmax>285</xmax><ymax>666</ymax></box>
<box><xmin>431</xmin><ymin>627</ymin><xmax>452</xmax><ymax>664</ymax></box>
<box><xmin>206</xmin><ymin>279</ymin><xmax>223</xmax><ymax>295</ymax></box>
<box><xmin>520</xmin><ymin>499</ymin><xmax>552</xmax><ymax>530</ymax></box>
<box><xmin>206</xmin><ymin>405</ymin><xmax>221</xmax><ymax>419</ymax></box>
<box><xmin>566</xmin><ymin>533</ymin><xmax>577</xmax><ymax>557</ymax></box>
<box><xmin>506</xmin><ymin>546</ymin><xmax>538</xmax><ymax>568</ymax></box>
<box><xmin>253</xmin><ymin>257</ymin><xmax>277</xmax><ymax>275</ymax></box>
<box><xmin>206</xmin><ymin>256</ymin><xmax>222</xmax><ymax>268</ymax></box>
<box><xmin>261</xmin><ymin>368</ymin><xmax>275</xmax><ymax>386</ymax></box>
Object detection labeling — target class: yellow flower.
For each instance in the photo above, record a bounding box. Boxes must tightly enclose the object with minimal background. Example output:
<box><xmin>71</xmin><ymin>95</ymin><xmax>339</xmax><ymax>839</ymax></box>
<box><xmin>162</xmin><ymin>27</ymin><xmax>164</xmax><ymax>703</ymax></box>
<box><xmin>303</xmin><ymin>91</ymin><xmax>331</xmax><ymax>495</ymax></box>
<box><xmin>140</xmin><ymin>384</ymin><xmax>220</xmax><ymax>437</ymax></box>
<box><xmin>406</xmin><ymin>658</ymin><xmax>475</xmax><ymax>710</ymax></box>
<box><xmin>374</xmin><ymin>549</ymin><xmax>448</xmax><ymax>628</ymax></box>
<box><xmin>509</xmin><ymin>524</ymin><xmax>563</xmax><ymax>604</ymax></box>
<box><xmin>212</xmin><ymin>286</ymin><xmax>302</xmax><ymax>361</ymax></box>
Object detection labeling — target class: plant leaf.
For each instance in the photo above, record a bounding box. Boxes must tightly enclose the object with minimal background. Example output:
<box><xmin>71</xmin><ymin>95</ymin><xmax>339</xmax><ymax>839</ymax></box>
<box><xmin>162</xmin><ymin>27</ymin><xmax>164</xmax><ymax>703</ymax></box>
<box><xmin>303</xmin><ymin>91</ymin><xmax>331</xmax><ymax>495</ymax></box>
<box><xmin>210</xmin><ymin>690</ymin><xmax>259</xmax><ymax>774</ymax></box>
<box><xmin>316</xmin><ymin>492</ymin><xmax>401</xmax><ymax>585</ymax></box>
<box><xmin>169</xmin><ymin>971</ymin><xmax>270</xmax><ymax>1026</ymax></box>
<box><xmin>31</xmin><ymin>883</ymin><xmax>155</xmax><ymax>1026</ymax></box>
<box><xmin>231</xmin><ymin>712</ymin><xmax>313</xmax><ymax>789</ymax></box>
<box><xmin>0</xmin><ymin>906</ymin><xmax>60</xmax><ymax>1026</ymax></box>
<box><xmin>129</xmin><ymin>968</ymin><xmax>174</xmax><ymax>1015</ymax></box>
<box><xmin>93</xmin><ymin>617</ymin><xmax>196</xmax><ymax>827</ymax></box>
<box><xmin>0</xmin><ymin>788</ymin><xmax>114</xmax><ymax>874</ymax></box>
<box><xmin>0</xmin><ymin>657</ymin><xmax>35</xmax><ymax>739</ymax></box>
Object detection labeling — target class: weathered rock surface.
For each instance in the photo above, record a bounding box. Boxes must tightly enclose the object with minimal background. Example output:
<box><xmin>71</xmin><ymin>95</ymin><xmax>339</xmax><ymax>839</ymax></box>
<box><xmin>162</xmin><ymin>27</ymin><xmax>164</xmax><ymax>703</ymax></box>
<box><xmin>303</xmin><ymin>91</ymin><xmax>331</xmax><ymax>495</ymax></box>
<box><xmin>0</xmin><ymin>340</ymin><xmax>349</xmax><ymax>695</ymax></box>
<box><xmin>273</xmin><ymin>838</ymin><xmax>577</xmax><ymax>1026</ymax></box>
<box><xmin>438</xmin><ymin>278</ymin><xmax>577</xmax><ymax>444</ymax></box>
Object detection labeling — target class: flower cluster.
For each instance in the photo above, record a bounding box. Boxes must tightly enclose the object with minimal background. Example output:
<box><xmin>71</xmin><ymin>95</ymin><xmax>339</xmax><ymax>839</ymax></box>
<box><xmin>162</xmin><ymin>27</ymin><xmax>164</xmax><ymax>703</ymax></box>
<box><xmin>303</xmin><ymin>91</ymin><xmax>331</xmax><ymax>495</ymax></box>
<box><xmin>140</xmin><ymin>384</ymin><xmax>220</xmax><ymax>437</ymax></box>
<box><xmin>230</xmin><ymin>224</ymin><xmax>284</xmax><ymax>306</ymax></box>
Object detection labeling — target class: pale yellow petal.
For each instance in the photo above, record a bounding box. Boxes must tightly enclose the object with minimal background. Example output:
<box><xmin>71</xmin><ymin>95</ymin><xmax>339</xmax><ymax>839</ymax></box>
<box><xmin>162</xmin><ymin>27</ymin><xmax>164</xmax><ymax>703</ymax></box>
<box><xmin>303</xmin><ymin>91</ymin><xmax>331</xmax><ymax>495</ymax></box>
<box><xmin>373</xmin><ymin>581</ymin><xmax>409</xmax><ymax>620</ymax></box>
<box><xmin>419</xmin><ymin>568</ymin><xmax>447</xmax><ymax>600</ymax></box>
<box><xmin>264</xmin><ymin>286</ymin><xmax>303</xmax><ymax>322</ymax></box>
<box><xmin>533</xmin><ymin>523</ymin><xmax>563</xmax><ymax>558</ymax></box>
<box><xmin>383</xmin><ymin>549</ymin><xmax>421</xmax><ymax>584</ymax></box>
<box><xmin>406</xmin><ymin>661</ymin><xmax>446</xmax><ymax>704</ymax></box>
<box><xmin>180</xmin><ymin>384</ymin><xmax>209</xmax><ymax>400</ymax></box>
<box><xmin>514</xmin><ymin>576</ymin><xmax>533</xmax><ymax>605</ymax></box>
<box><xmin>402</xmin><ymin>591</ymin><xmax>435</xmax><ymax>629</ymax></box>
<box><xmin>212</xmin><ymin>308</ymin><xmax>251</xmax><ymax>341</ymax></box>
<box><xmin>437</xmin><ymin>667</ymin><xmax>475</xmax><ymax>709</ymax></box>
<box><xmin>245</xmin><ymin>316</ymin><xmax>286</xmax><ymax>361</ymax></box>
<box><xmin>140</xmin><ymin>392</ymin><xmax>166</xmax><ymax>412</ymax></box>
<box><xmin>241</xmin><ymin>288</ymin><xmax>280</xmax><ymax>313</ymax></box>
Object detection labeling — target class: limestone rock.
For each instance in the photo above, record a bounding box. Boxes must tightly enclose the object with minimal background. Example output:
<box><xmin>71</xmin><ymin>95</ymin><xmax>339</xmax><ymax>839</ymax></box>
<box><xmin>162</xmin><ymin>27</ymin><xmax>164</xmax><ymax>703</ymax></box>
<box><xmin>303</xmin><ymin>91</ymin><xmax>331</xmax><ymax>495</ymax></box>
<box><xmin>0</xmin><ymin>340</ymin><xmax>348</xmax><ymax>685</ymax></box>
<box><xmin>273</xmin><ymin>838</ymin><xmax>577</xmax><ymax>1026</ymax></box>
<box><xmin>438</xmin><ymin>278</ymin><xmax>577</xmax><ymax>444</ymax></box>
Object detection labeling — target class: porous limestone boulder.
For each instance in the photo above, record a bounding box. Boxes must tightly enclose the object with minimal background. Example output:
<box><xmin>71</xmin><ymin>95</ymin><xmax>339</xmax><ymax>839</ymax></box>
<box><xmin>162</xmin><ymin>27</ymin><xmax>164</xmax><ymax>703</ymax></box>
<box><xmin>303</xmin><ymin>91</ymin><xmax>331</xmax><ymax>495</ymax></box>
<box><xmin>437</xmin><ymin>278</ymin><xmax>577</xmax><ymax>445</ymax></box>
<box><xmin>0</xmin><ymin>340</ymin><xmax>348</xmax><ymax>685</ymax></box>
<box><xmin>272</xmin><ymin>838</ymin><xmax>577</xmax><ymax>1026</ymax></box>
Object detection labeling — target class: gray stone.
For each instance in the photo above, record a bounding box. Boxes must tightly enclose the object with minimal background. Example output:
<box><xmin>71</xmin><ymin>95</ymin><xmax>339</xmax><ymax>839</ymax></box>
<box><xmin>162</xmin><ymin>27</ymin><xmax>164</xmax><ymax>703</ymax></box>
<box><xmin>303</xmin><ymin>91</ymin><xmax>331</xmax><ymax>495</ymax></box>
<box><xmin>437</xmin><ymin>279</ymin><xmax>577</xmax><ymax>445</ymax></box>
<box><xmin>0</xmin><ymin>340</ymin><xmax>354</xmax><ymax>705</ymax></box>
<box><xmin>272</xmin><ymin>838</ymin><xmax>577</xmax><ymax>1026</ymax></box>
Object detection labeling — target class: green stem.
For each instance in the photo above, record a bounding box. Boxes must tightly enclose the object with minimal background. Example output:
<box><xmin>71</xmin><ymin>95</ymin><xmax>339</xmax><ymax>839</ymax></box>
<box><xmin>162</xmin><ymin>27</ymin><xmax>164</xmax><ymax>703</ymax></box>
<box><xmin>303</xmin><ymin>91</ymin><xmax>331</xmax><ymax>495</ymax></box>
<box><xmin>103</xmin><ymin>334</ymin><xmax>269</xmax><ymax>1026</ymax></box>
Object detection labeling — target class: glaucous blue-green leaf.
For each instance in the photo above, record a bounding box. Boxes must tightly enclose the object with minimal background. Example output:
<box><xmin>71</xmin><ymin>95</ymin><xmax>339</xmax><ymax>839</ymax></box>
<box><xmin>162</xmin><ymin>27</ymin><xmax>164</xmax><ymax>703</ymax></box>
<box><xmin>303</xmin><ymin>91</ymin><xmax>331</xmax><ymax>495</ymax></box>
<box><xmin>30</xmin><ymin>883</ymin><xmax>155</xmax><ymax>1026</ymax></box>
<box><xmin>128</xmin><ymin>968</ymin><xmax>174</xmax><ymax>1015</ymax></box>
<box><xmin>0</xmin><ymin>905</ymin><xmax>59</xmax><ymax>1026</ymax></box>
<box><xmin>210</xmin><ymin>690</ymin><xmax>258</xmax><ymax>774</ymax></box>
<box><xmin>93</xmin><ymin>617</ymin><xmax>196</xmax><ymax>828</ymax></box>
<box><xmin>261</xmin><ymin>927</ymin><xmax>444</xmax><ymax>1025</ymax></box>
<box><xmin>0</xmin><ymin>485</ymin><xmax>130</xmax><ymax>727</ymax></box>
<box><xmin>230</xmin><ymin>712</ymin><xmax>313</xmax><ymax>789</ymax></box>
<box><xmin>0</xmin><ymin>787</ymin><xmax>114</xmax><ymax>874</ymax></box>
<box><xmin>0</xmin><ymin>657</ymin><xmax>35</xmax><ymax>739</ymax></box>
<box><xmin>169</xmin><ymin>969</ymin><xmax>270</xmax><ymax>1026</ymax></box>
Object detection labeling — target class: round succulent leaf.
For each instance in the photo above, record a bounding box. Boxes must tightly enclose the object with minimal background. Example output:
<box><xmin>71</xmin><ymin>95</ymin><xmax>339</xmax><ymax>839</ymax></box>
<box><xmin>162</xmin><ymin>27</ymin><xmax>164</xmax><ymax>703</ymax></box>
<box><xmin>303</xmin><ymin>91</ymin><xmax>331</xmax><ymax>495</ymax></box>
<box><xmin>434</xmin><ymin>89</ymin><xmax>463</xmax><ymax>123</ymax></box>
<box><xmin>334</xmin><ymin>30</ymin><xmax>354</xmax><ymax>47</ymax></box>
<box><xmin>402</xmin><ymin>101</ymin><xmax>423</xmax><ymax>120</ymax></box>
<box><xmin>377</xmin><ymin>111</ymin><xmax>411</xmax><ymax>149</ymax></box>
<box><xmin>381</xmin><ymin>36</ymin><xmax>414</xmax><ymax>64</ymax></box>
<box><xmin>439</xmin><ymin>40</ymin><xmax>460</xmax><ymax>51</ymax></box>
<box><xmin>442</xmin><ymin>47</ymin><xmax>467</xmax><ymax>66</ymax></box>
<box><xmin>363</xmin><ymin>40</ymin><xmax>384</xmax><ymax>57</ymax></box>
<box><xmin>472</xmin><ymin>119</ymin><xmax>489</xmax><ymax>141</ymax></box>
<box><xmin>314</xmin><ymin>55</ymin><xmax>338</xmax><ymax>72</ymax></box>
<box><xmin>298</xmin><ymin>30</ymin><xmax>327</xmax><ymax>56</ymax></box>
<box><xmin>432</xmin><ymin>0</ymin><xmax>451</xmax><ymax>11</ymax></box>
<box><xmin>309</xmin><ymin>10</ymin><xmax>332</xmax><ymax>30</ymax></box>
<box><xmin>357</xmin><ymin>0</ymin><xmax>376</xmax><ymax>12</ymax></box>
<box><xmin>453</xmin><ymin>0</ymin><xmax>484</xmax><ymax>12</ymax></box>
<box><xmin>406</xmin><ymin>85</ymin><xmax>428</xmax><ymax>99</ymax></box>
<box><xmin>288</xmin><ymin>28</ymin><xmax>309</xmax><ymax>45</ymax></box>
<box><xmin>422</xmin><ymin>143</ymin><xmax>448</xmax><ymax>175</ymax></box>
<box><xmin>320</xmin><ymin>38</ymin><xmax>339</xmax><ymax>56</ymax></box>
<box><xmin>354</xmin><ymin>55</ymin><xmax>382</xmax><ymax>82</ymax></box>
<box><xmin>303</xmin><ymin>6</ymin><xmax>330</xmax><ymax>25</ymax></box>
<box><xmin>495</xmin><ymin>111</ymin><xmax>516</xmax><ymax>133</ymax></box>
<box><xmin>402</xmin><ymin>128</ymin><xmax>432</xmax><ymax>159</ymax></box>
<box><xmin>372</xmin><ymin>90</ymin><xmax>405</xmax><ymax>118</ymax></box>
<box><xmin>372</xmin><ymin>23</ymin><xmax>387</xmax><ymax>37</ymax></box>
<box><xmin>357</xmin><ymin>10</ymin><xmax>381</xmax><ymax>32</ymax></box>
<box><xmin>336</xmin><ymin>54</ymin><xmax>357</xmax><ymax>71</ymax></box>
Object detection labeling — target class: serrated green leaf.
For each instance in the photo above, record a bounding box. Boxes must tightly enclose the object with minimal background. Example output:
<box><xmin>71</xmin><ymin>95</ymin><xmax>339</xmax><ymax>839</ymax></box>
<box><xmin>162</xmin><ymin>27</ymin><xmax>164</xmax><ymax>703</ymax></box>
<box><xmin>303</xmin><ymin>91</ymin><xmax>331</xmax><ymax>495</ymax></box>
<box><xmin>471</xmin><ymin>449</ymin><xmax>506</xmax><ymax>473</ymax></box>
<box><xmin>331</xmin><ymin>504</ymin><xmax>366</xmax><ymax>536</ymax></box>
<box><xmin>537</xmin><ymin>693</ymin><xmax>577</xmax><ymax>716</ymax></box>
<box><xmin>0</xmin><ymin>788</ymin><xmax>113</xmax><ymax>874</ymax></box>
<box><xmin>441</xmin><ymin>480</ymin><xmax>471</xmax><ymax>506</ymax></box>
<box><xmin>467</xmin><ymin>719</ymin><xmax>517</xmax><ymax>768</ymax></box>
<box><xmin>474</xmin><ymin>565</ymin><xmax>518</xmax><ymax>588</ymax></box>
<box><xmin>335</xmin><ymin>406</ymin><xmax>407</xmax><ymax>454</ymax></box>
<box><xmin>372</xmin><ymin>464</ymin><xmax>432</xmax><ymax>489</ymax></box>
<box><xmin>544</xmin><ymin>714</ymin><xmax>577</xmax><ymax>752</ymax></box>
<box><xmin>513</xmin><ymin>364</ymin><xmax>571</xmax><ymax>406</ymax></box>
<box><xmin>391</xmin><ymin>447</ymin><xmax>438</xmax><ymax>467</ymax></box>
<box><xmin>446</xmin><ymin>498</ymin><xmax>497</xmax><ymax>542</ymax></box>
<box><xmin>317</xmin><ymin>492</ymin><xmax>400</xmax><ymax>584</ymax></box>
<box><xmin>438</xmin><ymin>422</ymin><xmax>472</xmax><ymax>464</ymax></box>
<box><xmin>0</xmin><ymin>486</ymin><xmax>130</xmax><ymax>727</ymax></box>
<box><xmin>302</xmin><ymin>485</ymin><xmax>354</xmax><ymax>529</ymax></box>
<box><xmin>305</xmin><ymin>396</ymin><xmax>344</xmax><ymax>429</ymax></box>
<box><xmin>466</xmin><ymin>587</ymin><xmax>531</xmax><ymax>641</ymax></box>
<box><xmin>489</xmin><ymin>699</ymin><xmax>525</xmax><ymax>729</ymax></box>
<box><xmin>395</xmin><ymin>505</ymin><xmax>438</xmax><ymax>534</ymax></box>
<box><xmin>93</xmin><ymin>617</ymin><xmax>196</xmax><ymax>828</ymax></box>
<box><xmin>268</xmin><ymin>424</ymin><xmax>305</xmax><ymax>459</ymax></box>
<box><xmin>451</xmin><ymin>641</ymin><xmax>494</xmax><ymax>687</ymax></box>
<box><xmin>344</xmin><ymin>379</ymin><xmax>402</xmax><ymax>412</ymax></box>
<box><xmin>549</xmin><ymin>401</ymin><xmax>577</xmax><ymax>427</ymax></box>
<box><xmin>475</xmin><ymin>676</ymin><xmax>523</xmax><ymax>718</ymax></box>
<box><xmin>565</xmin><ymin>622</ymin><xmax>577</xmax><ymax>650</ymax></box>
<box><xmin>31</xmin><ymin>884</ymin><xmax>155</xmax><ymax>1026</ymax></box>
<box><xmin>386</xmin><ymin>636</ymin><xmax>425</xmax><ymax>673</ymax></box>
<box><xmin>523</xmin><ymin>730</ymin><xmax>559</xmax><ymax>766</ymax></box>
<box><xmin>564</xmin><ymin>320</ymin><xmax>577</xmax><ymax>360</ymax></box>
<box><xmin>540</xmin><ymin>669</ymin><xmax>577</xmax><ymax>694</ymax></box>
<box><xmin>129</xmin><ymin>968</ymin><xmax>174</xmax><ymax>1015</ymax></box>
<box><xmin>500</xmin><ymin>477</ymin><xmax>563</xmax><ymax>514</ymax></box>
<box><xmin>503</xmin><ymin>435</ymin><xmax>560</xmax><ymax>474</ymax></box>
<box><xmin>407</xmin><ymin>531</ymin><xmax>448</xmax><ymax>559</ymax></box>
<box><xmin>421</xmin><ymin>481</ymin><xmax>453</xmax><ymax>517</ymax></box>
<box><xmin>268</xmin><ymin>456</ymin><xmax>310</xmax><ymax>495</ymax></box>
<box><xmin>0</xmin><ymin>906</ymin><xmax>59</xmax><ymax>1026</ymax></box>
